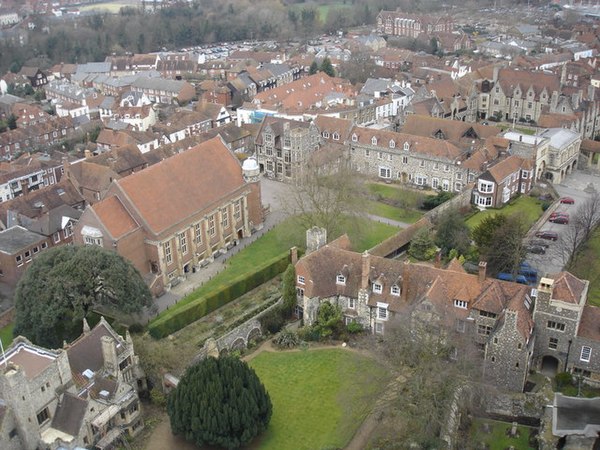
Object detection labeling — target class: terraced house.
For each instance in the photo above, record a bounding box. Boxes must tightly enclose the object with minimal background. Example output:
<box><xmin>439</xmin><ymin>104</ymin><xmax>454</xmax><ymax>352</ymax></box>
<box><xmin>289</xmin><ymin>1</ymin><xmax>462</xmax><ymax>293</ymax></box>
<box><xmin>295</xmin><ymin>228</ymin><xmax>600</xmax><ymax>392</ymax></box>
<box><xmin>348</xmin><ymin>126</ymin><xmax>477</xmax><ymax>192</ymax></box>
<box><xmin>73</xmin><ymin>137</ymin><xmax>263</xmax><ymax>295</ymax></box>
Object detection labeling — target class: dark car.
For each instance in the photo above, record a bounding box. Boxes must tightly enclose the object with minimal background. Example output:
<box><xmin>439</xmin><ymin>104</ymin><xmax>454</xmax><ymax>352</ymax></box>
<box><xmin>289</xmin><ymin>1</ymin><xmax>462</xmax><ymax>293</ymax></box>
<box><xmin>560</xmin><ymin>197</ymin><xmax>575</xmax><ymax>204</ymax></box>
<box><xmin>535</xmin><ymin>230</ymin><xmax>559</xmax><ymax>240</ymax></box>
<box><xmin>526</xmin><ymin>245</ymin><xmax>546</xmax><ymax>255</ymax></box>
<box><xmin>549</xmin><ymin>212</ymin><xmax>569</xmax><ymax>219</ymax></box>
<box><xmin>528</xmin><ymin>239</ymin><xmax>550</xmax><ymax>248</ymax></box>
<box><xmin>549</xmin><ymin>216</ymin><xmax>569</xmax><ymax>224</ymax></box>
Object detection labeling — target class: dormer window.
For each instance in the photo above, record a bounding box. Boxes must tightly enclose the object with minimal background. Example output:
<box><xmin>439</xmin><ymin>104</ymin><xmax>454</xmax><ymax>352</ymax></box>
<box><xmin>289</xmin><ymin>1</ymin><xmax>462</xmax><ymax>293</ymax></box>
<box><xmin>351</xmin><ymin>133</ymin><xmax>358</xmax><ymax>142</ymax></box>
<box><xmin>336</xmin><ymin>274</ymin><xmax>346</xmax><ymax>285</ymax></box>
<box><xmin>333</xmin><ymin>132</ymin><xmax>339</xmax><ymax>140</ymax></box>
<box><xmin>389</xmin><ymin>140</ymin><xmax>395</xmax><ymax>148</ymax></box>
<box><xmin>323</xmin><ymin>131</ymin><xmax>330</xmax><ymax>138</ymax></box>
<box><xmin>454</xmin><ymin>299</ymin><xmax>467</xmax><ymax>309</ymax></box>
<box><xmin>297</xmin><ymin>275</ymin><xmax>305</xmax><ymax>285</ymax></box>
<box><xmin>371</xmin><ymin>136</ymin><xmax>378</xmax><ymax>145</ymax></box>
<box><xmin>373</xmin><ymin>283</ymin><xmax>383</xmax><ymax>294</ymax></box>
<box><xmin>403</xmin><ymin>142</ymin><xmax>409</xmax><ymax>151</ymax></box>
<box><xmin>391</xmin><ymin>285</ymin><xmax>400</xmax><ymax>296</ymax></box>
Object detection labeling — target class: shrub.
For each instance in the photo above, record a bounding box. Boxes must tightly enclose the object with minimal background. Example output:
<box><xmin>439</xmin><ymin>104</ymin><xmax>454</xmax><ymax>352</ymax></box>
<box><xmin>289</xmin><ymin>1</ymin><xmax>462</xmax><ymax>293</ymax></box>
<box><xmin>260</xmin><ymin>305</ymin><xmax>286</xmax><ymax>335</ymax></box>
<box><xmin>149</xmin><ymin>253</ymin><xmax>289</xmax><ymax>338</ymax></box>
<box><xmin>422</xmin><ymin>191</ymin><xmax>454</xmax><ymax>210</ymax></box>
<box><xmin>273</xmin><ymin>330</ymin><xmax>301</xmax><ymax>349</ymax></box>
<box><xmin>128</xmin><ymin>323</ymin><xmax>144</xmax><ymax>334</ymax></box>
<box><xmin>346</xmin><ymin>322</ymin><xmax>363</xmax><ymax>334</ymax></box>
<box><xmin>555</xmin><ymin>372</ymin><xmax>573</xmax><ymax>390</ymax></box>
<box><xmin>150</xmin><ymin>388</ymin><xmax>167</xmax><ymax>408</ymax></box>
<box><xmin>297</xmin><ymin>325</ymin><xmax>321</xmax><ymax>342</ymax></box>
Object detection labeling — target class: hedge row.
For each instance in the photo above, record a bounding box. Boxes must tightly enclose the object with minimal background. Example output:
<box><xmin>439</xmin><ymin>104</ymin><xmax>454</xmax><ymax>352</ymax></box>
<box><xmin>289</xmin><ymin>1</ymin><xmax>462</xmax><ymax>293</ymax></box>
<box><xmin>148</xmin><ymin>252</ymin><xmax>289</xmax><ymax>339</ymax></box>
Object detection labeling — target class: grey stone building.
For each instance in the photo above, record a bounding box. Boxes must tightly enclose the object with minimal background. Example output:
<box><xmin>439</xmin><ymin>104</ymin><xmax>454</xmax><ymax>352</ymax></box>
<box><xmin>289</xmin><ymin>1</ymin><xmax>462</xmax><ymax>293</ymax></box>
<box><xmin>0</xmin><ymin>317</ymin><xmax>145</xmax><ymax>450</ymax></box>
<box><xmin>254</xmin><ymin>116</ymin><xmax>321</xmax><ymax>182</ymax></box>
<box><xmin>348</xmin><ymin>125</ymin><xmax>477</xmax><ymax>192</ymax></box>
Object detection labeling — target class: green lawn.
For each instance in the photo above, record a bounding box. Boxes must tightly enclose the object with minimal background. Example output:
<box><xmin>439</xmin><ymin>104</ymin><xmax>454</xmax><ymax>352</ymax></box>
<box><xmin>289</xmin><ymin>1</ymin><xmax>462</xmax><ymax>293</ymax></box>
<box><xmin>465</xmin><ymin>196</ymin><xmax>545</xmax><ymax>230</ymax></box>
<box><xmin>367</xmin><ymin>182</ymin><xmax>425</xmax><ymax>209</ymax></box>
<box><xmin>150</xmin><ymin>216</ymin><xmax>398</xmax><ymax>322</ymax></box>
<box><xmin>367</xmin><ymin>200</ymin><xmax>423</xmax><ymax>224</ymax></box>
<box><xmin>569</xmin><ymin>229</ymin><xmax>600</xmax><ymax>307</ymax></box>
<box><xmin>469</xmin><ymin>418</ymin><xmax>536</xmax><ymax>450</ymax></box>
<box><xmin>249</xmin><ymin>349</ymin><xmax>390</xmax><ymax>450</ymax></box>
<box><xmin>0</xmin><ymin>323</ymin><xmax>14</xmax><ymax>349</ymax></box>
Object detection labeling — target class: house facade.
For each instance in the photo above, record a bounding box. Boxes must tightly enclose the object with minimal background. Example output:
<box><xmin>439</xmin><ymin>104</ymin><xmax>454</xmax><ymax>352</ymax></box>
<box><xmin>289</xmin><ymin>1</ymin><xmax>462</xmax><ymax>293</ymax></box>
<box><xmin>0</xmin><ymin>317</ymin><xmax>145</xmax><ymax>450</ymax></box>
<box><xmin>348</xmin><ymin>126</ymin><xmax>476</xmax><ymax>192</ymax></box>
<box><xmin>376</xmin><ymin>11</ymin><xmax>453</xmax><ymax>38</ymax></box>
<box><xmin>472</xmin><ymin>155</ymin><xmax>534</xmax><ymax>209</ymax></box>
<box><xmin>254</xmin><ymin>116</ymin><xmax>321</xmax><ymax>182</ymax></box>
<box><xmin>73</xmin><ymin>137</ymin><xmax>264</xmax><ymax>295</ymax></box>
<box><xmin>295</xmin><ymin>228</ymin><xmax>600</xmax><ymax>392</ymax></box>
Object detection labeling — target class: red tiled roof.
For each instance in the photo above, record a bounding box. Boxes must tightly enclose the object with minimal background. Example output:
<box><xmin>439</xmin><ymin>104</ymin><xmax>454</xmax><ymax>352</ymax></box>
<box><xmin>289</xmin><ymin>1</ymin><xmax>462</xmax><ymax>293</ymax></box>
<box><xmin>92</xmin><ymin>195</ymin><xmax>139</xmax><ymax>239</ymax></box>
<box><xmin>115</xmin><ymin>136</ymin><xmax>245</xmax><ymax>235</ymax></box>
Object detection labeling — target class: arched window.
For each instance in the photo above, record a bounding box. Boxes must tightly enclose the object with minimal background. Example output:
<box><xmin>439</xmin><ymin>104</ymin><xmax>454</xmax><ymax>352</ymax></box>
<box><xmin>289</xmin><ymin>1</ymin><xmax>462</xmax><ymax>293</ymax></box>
<box><xmin>389</xmin><ymin>140</ymin><xmax>396</xmax><ymax>148</ymax></box>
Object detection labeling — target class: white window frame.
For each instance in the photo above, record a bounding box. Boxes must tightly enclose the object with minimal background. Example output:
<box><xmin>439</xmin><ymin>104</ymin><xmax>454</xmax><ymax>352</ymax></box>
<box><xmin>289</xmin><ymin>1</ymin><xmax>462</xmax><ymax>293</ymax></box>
<box><xmin>580</xmin><ymin>346</ymin><xmax>592</xmax><ymax>362</ymax></box>
<box><xmin>454</xmin><ymin>299</ymin><xmax>467</xmax><ymax>309</ymax></box>
<box><xmin>164</xmin><ymin>241</ymin><xmax>172</xmax><ymax>265</ymax></box>
<box><xmin>371</xmin><ymin>136</ymin><xmax>378</xmax><ymax>145</ymax></box>
<box><xmin>373</xmin><ymin>283</ymin><xmax>383</xmax><ymax>294</ymax></box>
<box><xmin>179</xmin><ymin>232</ymin><xmax>188</xmax><ymax>255</ymax></box>
<box><xmin>195</xmin><ymin>223</ymin><xmax>202</xmax><ymax>244</ymax></box>
<box><xmin>336</xmin><ymin>274</ymin><xmax>346</xmax><ymax>285</ymax></box>
<box><xmin>222</xmin><ymin>209</ymin><xmax>229</xmax><ymax>229</ymax></box>
<box><xmin>379</xmin><ymin>167</ymin><xmax>391</xmax><ymax>179</ymax></box>
<box><xmin>297</xmin><ymin>275</ymin><xmax>305</xmax><ymax>285</ymax></box>
<box><xmin>391</xmin><ymin>285</ymin><xmax>400</xmax><ymax>296</ymax></box>
<box><xmin>377</xmin><ymin>305</ymin><xmax>388</xmax><ymax>320</ymax></box>
<box><xmin>389</xmin><ymin>139</ymin><xmax>395</xmax><ymax>148</ymax></box>
<box><xmin>208</xmin><ymin>214</ymin><xmax>216</xmax><ymax>237</ymax></box>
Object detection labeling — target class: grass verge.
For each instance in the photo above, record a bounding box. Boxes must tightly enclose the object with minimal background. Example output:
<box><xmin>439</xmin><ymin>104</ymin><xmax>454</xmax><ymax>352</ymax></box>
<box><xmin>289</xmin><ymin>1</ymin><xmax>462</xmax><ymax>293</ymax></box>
<box><xmin>465</xmin><ymin>195</ymin><xmax>544</xmax><ymax>230</ymax></box>
<box><xmin>0</xmin><ymin>323</ymin><xmax>13</xmax><ymax>348</ymax></box>
<box><xmin>249</xmin><ymin>348</ymin><xmax>390</xmax><ymax>450</ymax></box>
<box><xmin>367</xmin><ymin>200</ymin><xmax>423</xmax><ymax>224</ymax></box>
<box><xmin>568</xmin><ymin>229</ymin><xmax>600</xmax><ymax>307</ymax></box>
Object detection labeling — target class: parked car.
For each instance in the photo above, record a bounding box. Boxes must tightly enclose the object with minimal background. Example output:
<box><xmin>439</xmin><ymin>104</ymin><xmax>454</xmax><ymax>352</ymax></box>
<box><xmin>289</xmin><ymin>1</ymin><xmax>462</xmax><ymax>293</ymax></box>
<box><xmin>549</xmin><ymin>216</ymin><xmax>569</xmax><ymax>224</ymax></box>
<box><xmin>549</xmin><ymin>212</ymin><xmax>569</xmax><ymax>219</ymax></box>
<box><xmin>526</xmin><ymin>245</ymin><xmax>546</xmax><ymax>255</ymax></box>
<box><xmin>519</xmin><ymin>263</ymin><xmax>538</xmax><ymax>282</ymax></box>
<box><xmin>535</xmin><ymin>230</ymin><xmax>559</xmax><ymax>240</ymax></box>
<box><xmin>560</xmin><ymin>197</ymin><xmax>575</xmax><ymax>204</ymax></box>
<box><xmin>497</xmin><ymin>272</ymin><xmax>529</xmax><ymax>284</ymax></box>
<box><xmin>528</xmin><ymin>239</ymin><xmax>550</xmax><ymax>248</ymax></box>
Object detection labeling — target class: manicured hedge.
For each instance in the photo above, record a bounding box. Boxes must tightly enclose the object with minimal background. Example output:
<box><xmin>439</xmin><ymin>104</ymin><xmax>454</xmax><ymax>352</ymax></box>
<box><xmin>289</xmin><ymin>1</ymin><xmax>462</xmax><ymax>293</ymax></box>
<box><xmin>148</xmin><ymin>252</ymin><xmax>289</xmax><ymax>338</ymax></box>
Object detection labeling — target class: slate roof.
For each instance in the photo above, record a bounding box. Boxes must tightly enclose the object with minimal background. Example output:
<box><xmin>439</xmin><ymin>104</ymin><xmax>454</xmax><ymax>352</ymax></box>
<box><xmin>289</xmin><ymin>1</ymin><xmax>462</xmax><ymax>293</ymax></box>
<box><xmin>51</xmin><ymin>393</ymin><xmax>87</xmax><ymax>437</ymax></box>
<box><xmin>0</xmin><ymin>225</ymin><xmax>45</xmax><ymax>254</ymax></box>
<box><xmin>401</xmin><ymin>115</ymin><xmax>500</xmax><ymax>145</ymax></box>
<box><xmin>114</xmin><ymin>136</ymin><xmax>245</xmax><ymax>235</ymax></box>
<box><xmin>67</xmin><ymin>321</ymin><xmax>122</xmax><ymax>376</ymax></box>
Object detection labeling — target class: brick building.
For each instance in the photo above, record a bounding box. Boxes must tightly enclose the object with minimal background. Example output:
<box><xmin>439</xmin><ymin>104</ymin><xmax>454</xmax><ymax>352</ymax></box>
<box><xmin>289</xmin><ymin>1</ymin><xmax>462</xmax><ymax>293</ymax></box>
<box><xmin>376</xmin><ymin>11</ymin><xmax>453</xmax><ymax>38</ymax></box>
<box><xmin>74</xmin><ymin>137</ymin><xmax>264</xmax><ymax>295</ymax></box>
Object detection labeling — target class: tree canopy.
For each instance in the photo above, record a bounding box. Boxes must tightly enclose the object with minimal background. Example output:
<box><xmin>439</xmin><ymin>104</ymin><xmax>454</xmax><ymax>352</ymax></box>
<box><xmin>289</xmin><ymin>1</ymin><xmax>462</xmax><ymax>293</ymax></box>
<box><xmin>281</xmin><ymin>264</ymin><xmax>297</xmax><ymax>318</ymax></box>
<box><xmin>320</xmin><ymin>57</ymin><xmax>335</xmax><ymax>77</ymax></box>
<box><xmin>168</xmin><ymin>356</ymin><xmax>272</xmax><ymax>449</ymax></box>
<box><xmin>14</xmin><ymin>245</ymin><xmax>152</xmax><ymax>348</ymax></box>
<box><xmin>434</xmin><ymin>210</ymin><xmax>471</xmax><ymax>257</ymax></box>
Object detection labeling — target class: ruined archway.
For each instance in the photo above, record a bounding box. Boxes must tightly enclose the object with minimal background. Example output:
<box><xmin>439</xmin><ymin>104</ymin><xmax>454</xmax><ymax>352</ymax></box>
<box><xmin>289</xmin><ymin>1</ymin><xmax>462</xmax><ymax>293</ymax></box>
<box><xmin>230</xmin><ymin>337</ymin><xmax>246</xmax><ymax>351</ymax></box>
<box><xmin>247</xmin><ymin>327</ymin><xmax>261</xmax><ymax>344</ymax></box>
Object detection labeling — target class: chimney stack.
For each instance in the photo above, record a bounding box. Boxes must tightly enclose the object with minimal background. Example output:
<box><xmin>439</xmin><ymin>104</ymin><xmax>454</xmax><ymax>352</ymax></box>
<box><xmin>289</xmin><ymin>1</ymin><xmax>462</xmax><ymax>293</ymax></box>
<box><xmin>478</xmin><ymin>261</ymin><xmax>487</xmax><ymax>283</ymax></box>
<box><xmin>361</xmin><ymin>251</ymin><xmax>370</xmax><ymax>290</ymax></box>
<box><xmin>290</xmin><ymin>246</ymin><xmax>298</xmax><ymax>265</ymax></box>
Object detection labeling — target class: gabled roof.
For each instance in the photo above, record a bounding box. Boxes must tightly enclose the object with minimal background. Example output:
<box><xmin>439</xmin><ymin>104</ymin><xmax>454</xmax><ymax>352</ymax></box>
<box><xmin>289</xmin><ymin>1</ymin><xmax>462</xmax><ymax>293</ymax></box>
<box><xmin>496</xmin><ymin>68</ymin><xmax>560</xmax><ymax>97</ymax></box>
<box><xmin>114</xmin><ymin>136</ymin><xmax>245</xmax><ymax>235</ymax></box>
<box><xmin>313</xmin><ymin>115</ymin><xmax>353</xmax><ymax>142</ymax></box>
<box><xmin>551</xmin><ymin>272</ymin><xmax>587</xmax><ymax>305</ymax></box>
<box><xmin>482</xmin><ymin>155</ymin><xmax>528</xmax><ymax>183</ymax></box>
<box><xmin>51</xmin><ymin>393</ymin><xmax>87</xmax><ymax>437</ymax></box>
<box><xmin>92</xmin><ymin>196</ymin><xmax>140</xmax><ymax>240</ymax></box>
<box><xmin>402</xmin><ymin>115</ymin><xmax>500</xmax><ymax>146</ymax></box>
<box><xmin>67</xmin><ymin>319</ymin><xmax>123</xmax><ymax>376</ymax></box>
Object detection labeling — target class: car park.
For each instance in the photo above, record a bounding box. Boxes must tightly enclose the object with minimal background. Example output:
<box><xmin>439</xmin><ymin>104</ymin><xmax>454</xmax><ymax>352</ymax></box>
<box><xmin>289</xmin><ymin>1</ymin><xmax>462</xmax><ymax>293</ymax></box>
<box><xmin>560</xmin><ymin>197</ymin><xmax>575</xmax><ymax>204</ymax></box>
<box><xmin>535</xmin><ymin>231</ymin><xmax>559</xmax><ymax>241</ymax></box>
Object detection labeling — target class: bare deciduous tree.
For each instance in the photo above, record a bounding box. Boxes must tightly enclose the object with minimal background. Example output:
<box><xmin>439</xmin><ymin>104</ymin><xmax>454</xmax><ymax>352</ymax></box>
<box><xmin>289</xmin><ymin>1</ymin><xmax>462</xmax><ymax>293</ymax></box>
<box><xmin>557</xmin><ymin>193</ymin><xmax>600</xmax><ymax>267</ymax></box>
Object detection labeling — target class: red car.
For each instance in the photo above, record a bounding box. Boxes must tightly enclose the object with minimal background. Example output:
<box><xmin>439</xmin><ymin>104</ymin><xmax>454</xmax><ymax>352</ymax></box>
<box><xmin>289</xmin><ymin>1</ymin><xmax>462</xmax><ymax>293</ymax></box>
<box><xmin>549</xmin><ymin>212</ymin><xmax>569</xmax><ymax>220</ymax></box>
<box><xmin>549</xmin><ymin>216</ymin><xmax>569</xmax><ymax>224</ymax></box>
<box><xmin>535</xmin><ymin>230</ymin><xmax>559</xmax><ymax>241</ymax></box>
<box><xmin>560</xmin><ymin>197</ymin><xmax>575</xmax><ymax>204</ymax></box>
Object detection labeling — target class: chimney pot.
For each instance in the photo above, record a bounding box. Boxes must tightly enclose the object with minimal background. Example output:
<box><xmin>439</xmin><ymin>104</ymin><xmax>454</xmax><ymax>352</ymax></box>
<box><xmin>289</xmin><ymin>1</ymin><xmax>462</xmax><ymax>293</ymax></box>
<box><xmin>478</xmin><ymin>261</ymin><xmax>487</xmax><ymax>283</ymax></box>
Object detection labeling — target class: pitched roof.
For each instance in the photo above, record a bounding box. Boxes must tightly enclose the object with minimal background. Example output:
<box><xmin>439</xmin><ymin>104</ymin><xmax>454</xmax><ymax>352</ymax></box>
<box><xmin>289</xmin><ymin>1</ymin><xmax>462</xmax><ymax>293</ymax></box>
<box><xmin>484</xmin><ymin>155</ymin><xmax>527</xmax><ymax>183</ymax></box>
<box><xmin>51</xmin><ymin>393</ymin><xmax>87</xmax><ymax>437</ymax></box>
<box><xmin>66</xmin><ymin>320</ymin><xmax>122</xmax><ymax>376</ymax></box>
<box><xmin>578</xmin><ymin>306</ymin><xmax>600</xmax><ymax>341</ymax></box>
<box><xmin>92</xmin><ymin>196</ymin><xmax>140</xmax><ymax>239</ymax></box>
<box><xmin>497</xmin><ymin>68</ymin><xmax>560</xmax><ymax>97</ymax></box>
<box><xmin>313</xmin><ymin>115</ymin><xmax>353</xmax><ymax>142</ymax></box>
<box><xmin>115</xmin><ymin>136</ymin><xmax>245</xmax><ymax>235</ymax></box>
<box><xmin>551</xmin><ymin>272</ymin><xmax>587</xmax><ymax>305</ymax></box>
<box><xmin>402</xmin><ymin>115</ymin><xmax>500</xmax><ymax>146</ymax></box>
<box><xmin>0</xmin><ymin>225</ymin><xmax>46</xmax><ymax>254</ymax></box>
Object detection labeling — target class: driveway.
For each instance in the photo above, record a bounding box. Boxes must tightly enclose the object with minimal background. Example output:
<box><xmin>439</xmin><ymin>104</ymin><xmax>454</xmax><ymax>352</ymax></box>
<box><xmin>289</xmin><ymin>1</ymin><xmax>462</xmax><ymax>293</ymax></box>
<box><xmin>524</xmin><ymin>172</ymin><xmax>600</xmax><ymax>278</ymax></box>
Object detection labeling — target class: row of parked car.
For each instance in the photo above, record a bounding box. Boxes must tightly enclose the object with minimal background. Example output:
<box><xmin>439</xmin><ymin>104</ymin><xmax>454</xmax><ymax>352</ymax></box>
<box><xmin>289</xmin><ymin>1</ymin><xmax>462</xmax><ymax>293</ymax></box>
<box><xmin>497</xmin><ymin>262</ymin><xmax>538</xmax><ymax>285</ymax></box>
<box><xmin>524</xmin><ymin>196</ymin><xmax>576</xmax><ymax>254</ymax></box>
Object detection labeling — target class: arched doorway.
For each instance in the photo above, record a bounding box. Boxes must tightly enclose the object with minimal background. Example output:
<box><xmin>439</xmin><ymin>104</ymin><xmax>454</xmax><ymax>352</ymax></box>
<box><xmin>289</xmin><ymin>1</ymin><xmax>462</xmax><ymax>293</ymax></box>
<box><xmin>541</xmin><ymin>355</ymin><xmax>560</xmax><ymax>376</ymax></box>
